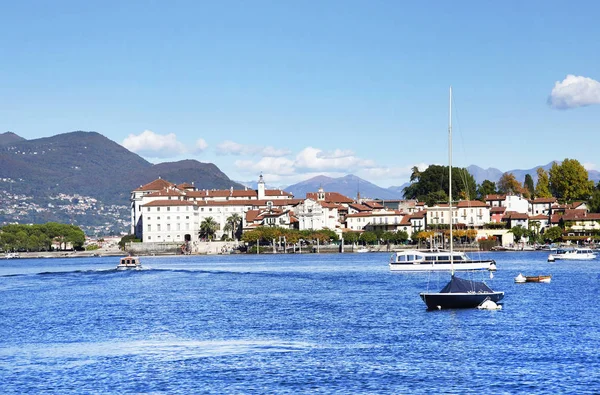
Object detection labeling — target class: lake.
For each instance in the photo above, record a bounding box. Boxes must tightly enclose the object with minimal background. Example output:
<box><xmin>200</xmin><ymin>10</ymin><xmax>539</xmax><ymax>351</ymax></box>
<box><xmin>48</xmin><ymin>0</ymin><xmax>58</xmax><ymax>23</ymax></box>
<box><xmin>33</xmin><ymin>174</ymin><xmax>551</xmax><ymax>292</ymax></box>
<box><xmin>1</xmin><ymin>251</ymin><xmax>599</xmax><ymax>394</ymax></box>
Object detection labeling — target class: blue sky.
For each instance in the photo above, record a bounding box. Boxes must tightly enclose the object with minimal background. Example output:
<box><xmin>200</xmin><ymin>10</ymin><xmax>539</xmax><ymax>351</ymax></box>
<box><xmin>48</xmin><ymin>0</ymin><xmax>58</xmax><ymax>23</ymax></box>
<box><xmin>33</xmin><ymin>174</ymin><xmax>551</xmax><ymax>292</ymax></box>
<box><xmin>2</xmin><ymin>1</ymin><xmax>600</xmax><ymax>187</ymax></box>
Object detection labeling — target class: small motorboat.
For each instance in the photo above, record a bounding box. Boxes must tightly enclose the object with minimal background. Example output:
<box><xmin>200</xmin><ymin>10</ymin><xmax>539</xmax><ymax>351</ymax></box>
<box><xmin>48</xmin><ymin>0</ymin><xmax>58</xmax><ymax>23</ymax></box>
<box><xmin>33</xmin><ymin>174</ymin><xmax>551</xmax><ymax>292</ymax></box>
<box><xmin>116</xmin><ymin>256</ymin><xmax>142</xmax><ymax>270</ymax></box>
<box><xmin>356</xmin><ymin>247</ymin><xmax>369</xmax><ymax>253</ymax></box>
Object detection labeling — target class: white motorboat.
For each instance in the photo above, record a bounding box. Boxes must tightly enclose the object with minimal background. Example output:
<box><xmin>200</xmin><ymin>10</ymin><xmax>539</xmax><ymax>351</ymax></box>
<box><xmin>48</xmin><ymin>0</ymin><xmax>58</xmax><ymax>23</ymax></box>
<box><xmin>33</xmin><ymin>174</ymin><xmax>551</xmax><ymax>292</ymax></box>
<box><xmin>356</xmin><ymin>247</ymin><xmax>369</xmax><ymax>253</ymax></box>
<box><xmin>548</xmin><ymin>248</ymin><xmax>596</xmax><ymax>262</ymax></box>
<box><xmin>116</xmin><ymin>256</ymin><xmax>142</xmax><ymax>270</ymax></box>
<box><xmin>390</xmin><ymin>249</ymin><xmax>496</xmax><ymax>271</ymax></box>
<box><xmin>4</xmin><ymin>252</ymin><xmax>20</xmax><ymax>259</ymax></box>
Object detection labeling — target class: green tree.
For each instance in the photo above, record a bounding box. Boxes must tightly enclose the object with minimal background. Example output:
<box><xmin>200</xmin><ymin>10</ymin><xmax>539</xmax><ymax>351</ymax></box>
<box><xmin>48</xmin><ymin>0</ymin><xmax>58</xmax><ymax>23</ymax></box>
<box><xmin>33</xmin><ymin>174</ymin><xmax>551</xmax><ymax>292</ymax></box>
<box><xmin>359</xmin><ymin>231</ymin><xmax>377</xmax><ymax>245</ymax></box>
<box><xmin>424</xmin><ymin>190</ymin><xmax>449</xmax><ymax>207</ymax></box>
<box><xmin>409</xmin><ymin>166</ymin><xmax>421</xmax><ymax>182</ymax></box>
<box><xmin>524</xmin><ymin>174</ymin><xmax>535</xmax><ymax>198</ymax></box>
<box><xmin>392</xmin><ymin>230</ymin><xmax>409</xmax><ymax>244</ymax></box>
<box><xmin>225</xmin><ymin>213</ymin><xmax>242</xmax><ymax>240</ymax></box>
<box><xmin>403</xmin><ymin>165</ymin><xmax>476</xmax><ymax>201</ymax></box>
<box><xmin>589</xmin><ymin>189</ymin><xmax>600</xmax><ymax>213</ymax></box>
<box><xmin>66</xmin><ymin>225</ymin><xmax>86</xmax><ymax>249</ymax></box>
<box><xmin>343</xmin><ymin>232</ymin><xmax>359</xmax><ymax>245</ymax></box>
<box><xmin>497</xmin><ymin>173</ymin><xmax>523</xmax><ymax>195</ymax></box>
<box><xmin>535</xmin><ymin>167</ymin><xmax>552</xmax><ymax>198</ymax></box>
<box><xmin>549</xmin><ymin>158</ymin><xmax>594</xmax><ymax>202</ymax></box>
<box><xmin>508</xmin><ymin>225</ymin><xmax>527</xmax><ymax>243</ymax></box>
<box><xmin>477</xmin><ymin>180</ymin><xmax>497</xmax><ymax>200</ymax></box>
<box><xmin>199</xmin><ymin>217</ymin><xmax>218</xmax><ymax>240</ymax></box>
<box><xmin>544</xmin><ymin>226</ymin><xmax>563</xmax><ymax>243</ymax></box>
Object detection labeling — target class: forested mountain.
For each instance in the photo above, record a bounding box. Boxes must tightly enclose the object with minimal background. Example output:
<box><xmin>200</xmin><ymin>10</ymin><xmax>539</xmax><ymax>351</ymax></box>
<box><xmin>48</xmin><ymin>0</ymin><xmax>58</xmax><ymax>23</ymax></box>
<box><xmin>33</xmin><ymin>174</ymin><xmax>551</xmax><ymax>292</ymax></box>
<box><xmin>0</xmin><ymin>131</ymin><xmax>244</xmax><ymax>234</ymax></box>
<box><xmin>0</xmin><ymin>131</ymin><xmax>243</xmax><ymax>205</ymax></box>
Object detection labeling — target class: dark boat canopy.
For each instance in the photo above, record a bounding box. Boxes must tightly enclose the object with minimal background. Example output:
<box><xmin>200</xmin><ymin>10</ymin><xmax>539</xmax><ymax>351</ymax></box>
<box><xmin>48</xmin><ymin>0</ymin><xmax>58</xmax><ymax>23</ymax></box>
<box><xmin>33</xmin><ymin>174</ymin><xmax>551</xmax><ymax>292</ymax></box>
<box><xmin>439</xmin><ymin>276</ymin><xmax>494</xmax><ymax>294</ymax></box>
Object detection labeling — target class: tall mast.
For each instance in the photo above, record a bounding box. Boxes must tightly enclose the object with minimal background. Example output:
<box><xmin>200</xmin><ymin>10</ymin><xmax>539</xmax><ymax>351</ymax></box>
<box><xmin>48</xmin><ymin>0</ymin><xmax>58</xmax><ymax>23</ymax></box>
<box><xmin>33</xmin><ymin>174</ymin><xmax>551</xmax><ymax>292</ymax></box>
<box><xmin>449</xmin><ymin>86</ymin><xmax>454</xmax><ymax>277</ymax></box>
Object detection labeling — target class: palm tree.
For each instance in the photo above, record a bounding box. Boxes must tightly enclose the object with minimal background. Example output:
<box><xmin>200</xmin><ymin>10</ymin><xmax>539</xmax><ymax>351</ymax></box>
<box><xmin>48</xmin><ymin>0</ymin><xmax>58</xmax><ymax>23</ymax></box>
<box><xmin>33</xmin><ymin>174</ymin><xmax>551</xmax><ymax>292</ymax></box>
<box><xmin>199</xmin><ymin>217</ymin><xmax>218</xmax><ymax>241</ymax></box>
<box><xmin>225</xmin><ymin>213</ymin><xmax>242</xmax><ymax>240</ymax></box>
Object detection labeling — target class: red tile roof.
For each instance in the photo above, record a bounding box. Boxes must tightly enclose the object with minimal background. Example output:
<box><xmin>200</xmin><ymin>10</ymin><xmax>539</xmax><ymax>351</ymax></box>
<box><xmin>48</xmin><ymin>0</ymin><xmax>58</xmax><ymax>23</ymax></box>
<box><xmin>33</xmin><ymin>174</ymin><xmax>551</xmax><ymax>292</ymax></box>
<box><xmin>532</xmin><ymin>197</ymin><xmax>557</xmax><ymax>204</ymax></box>
<box><xmin>306</xmin><ymin>192</ymin><xmax>353</xmax><ymax>204</ymax></box>
<box><xmin>485</xmin><ymin>194</ymin><xmax>506</xmax><ymax>201</ymax></box>
<box><xmin>135</xmin><ymin>178</ymin><xmax>175</xmax><ymax>191</ymax></box>
<box><xmin>456</xmin><ymin>200</ymin><xmax>488</xmax><ymax>208</ymax></box>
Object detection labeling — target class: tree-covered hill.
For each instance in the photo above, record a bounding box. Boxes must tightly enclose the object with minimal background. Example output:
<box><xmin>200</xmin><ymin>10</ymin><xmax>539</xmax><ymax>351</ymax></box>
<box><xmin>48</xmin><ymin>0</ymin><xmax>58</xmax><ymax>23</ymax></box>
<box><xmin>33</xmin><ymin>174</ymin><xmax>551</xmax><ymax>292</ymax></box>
<box><xmin>0</xmin><ymin>131</ymin><xmax>244</xmax><ymax>206</ymax></box>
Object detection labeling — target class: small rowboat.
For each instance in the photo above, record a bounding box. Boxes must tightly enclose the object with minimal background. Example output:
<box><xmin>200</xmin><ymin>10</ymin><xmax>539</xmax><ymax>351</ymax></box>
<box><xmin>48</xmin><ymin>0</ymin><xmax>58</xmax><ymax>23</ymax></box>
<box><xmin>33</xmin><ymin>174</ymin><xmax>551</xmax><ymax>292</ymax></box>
<box><xmin>515</xmin><ymin>273</ymin><xmax>551</xmax><ymax>283</ymax></box>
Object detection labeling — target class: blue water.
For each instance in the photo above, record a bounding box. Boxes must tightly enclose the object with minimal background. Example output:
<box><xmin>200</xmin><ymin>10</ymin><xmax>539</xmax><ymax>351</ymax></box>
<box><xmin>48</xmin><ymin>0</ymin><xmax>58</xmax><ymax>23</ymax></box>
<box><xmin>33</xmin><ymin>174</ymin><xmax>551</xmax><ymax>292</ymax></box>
<box><xmin>1</xmin><ymin>251</ymin><xmax>599</xmax><ymax>394</ymax></box>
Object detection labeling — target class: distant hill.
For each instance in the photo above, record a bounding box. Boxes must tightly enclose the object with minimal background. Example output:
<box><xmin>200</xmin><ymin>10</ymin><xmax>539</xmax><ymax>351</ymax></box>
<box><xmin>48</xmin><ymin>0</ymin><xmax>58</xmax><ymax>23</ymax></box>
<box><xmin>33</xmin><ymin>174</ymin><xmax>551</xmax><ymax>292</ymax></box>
<box><xmin>0</xmin><ymin>132</ymin><xmax>26</xmax><ymax>146</ymax></box>
<box><xmin>284</xmin><ymin>174</ymin><xmax>404</xmax><ymax>200</ymax></box>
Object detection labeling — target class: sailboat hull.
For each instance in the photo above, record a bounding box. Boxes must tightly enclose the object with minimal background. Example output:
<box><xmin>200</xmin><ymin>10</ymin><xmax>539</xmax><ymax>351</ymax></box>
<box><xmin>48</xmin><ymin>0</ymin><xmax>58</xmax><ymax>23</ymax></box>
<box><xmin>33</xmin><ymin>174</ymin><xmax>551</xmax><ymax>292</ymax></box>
<box><xmin>420</xmin><ymin>291</ymin><xmax>504</xmax><ymax>310</ymax></box>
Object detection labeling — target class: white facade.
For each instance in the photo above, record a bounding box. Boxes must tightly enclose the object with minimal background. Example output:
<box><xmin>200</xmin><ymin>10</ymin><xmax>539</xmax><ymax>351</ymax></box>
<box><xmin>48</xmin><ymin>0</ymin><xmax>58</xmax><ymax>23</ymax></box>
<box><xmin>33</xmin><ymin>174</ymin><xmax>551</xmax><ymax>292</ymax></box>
<box><xmin>345</xmin><ymin>210</ymin><xmax>404</xmax><ymax>232</ymax></box>
<box><xmin>294</xmin><ymin>199</ymin><xmax>339</xmax><ymax>232</ymax></box>
<box><xmin>143</xmin><ymin>201</ymin><xmax>198</xmax><ymax>243</ymax></box>
<box><xmin>503</xmin><ymin>195</ymin><xmax>529</xmax><ymax>214</ymax></box>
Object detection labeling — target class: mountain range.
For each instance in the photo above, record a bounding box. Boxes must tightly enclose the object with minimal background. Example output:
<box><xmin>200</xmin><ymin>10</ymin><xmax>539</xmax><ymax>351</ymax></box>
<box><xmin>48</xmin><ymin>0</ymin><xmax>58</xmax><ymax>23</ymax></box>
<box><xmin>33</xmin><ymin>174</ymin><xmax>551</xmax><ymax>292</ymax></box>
<box><xmin>2</xmin><ymin>130</ymin><xmax>599</xmax><ymax>233</ymax></box>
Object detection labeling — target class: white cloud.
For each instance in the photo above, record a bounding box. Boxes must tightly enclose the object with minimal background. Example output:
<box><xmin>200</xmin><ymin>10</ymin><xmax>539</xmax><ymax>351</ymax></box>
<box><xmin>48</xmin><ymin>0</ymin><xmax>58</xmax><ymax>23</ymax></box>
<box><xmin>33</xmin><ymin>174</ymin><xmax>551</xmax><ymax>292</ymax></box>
<box><xmin>216</xmin><ymin>140</ymin><xmax>246</xmax><ymax>156</ymax></box>
<box><xmin>216</xmin><ymin>140</ymin><xmax>290</xmax><ymax>157</ymax></box>
<box><xmin>295</xmin><ymin>147</ymin><xmax>376</xmax><ymax>171</ymax></box>
<box><xmin>235</xmin><ymin>157</ymin><xmax>296</xmax><ymax>175</ymax></box>
<box><xmin>194</xmin><ymin>138</ymin><xmax>208</xmax><ymax>153</ymax></box>
<box><xmin>548</xmin><ymin>75</ymin><xmax>600</xmax><ymax>109</ymax></box>
<box><xmin>122</xmin><ymin>130</ymin><xmax>188</xmax><ymax>158</ymax></box>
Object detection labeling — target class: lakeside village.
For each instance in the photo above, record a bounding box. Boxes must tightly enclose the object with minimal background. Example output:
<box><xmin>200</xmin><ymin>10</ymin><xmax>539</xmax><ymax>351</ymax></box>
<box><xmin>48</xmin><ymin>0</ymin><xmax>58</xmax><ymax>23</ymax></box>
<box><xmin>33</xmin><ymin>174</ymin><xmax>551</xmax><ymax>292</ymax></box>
<box><xmin>3</xmin><ymin>171</ymin><xmax>600</xmax><ymax>257</ymax></box>
<box><xmin>121</xmin><ymin>173</ymin><xmax>600</xmax><ymax>255</ymax></box>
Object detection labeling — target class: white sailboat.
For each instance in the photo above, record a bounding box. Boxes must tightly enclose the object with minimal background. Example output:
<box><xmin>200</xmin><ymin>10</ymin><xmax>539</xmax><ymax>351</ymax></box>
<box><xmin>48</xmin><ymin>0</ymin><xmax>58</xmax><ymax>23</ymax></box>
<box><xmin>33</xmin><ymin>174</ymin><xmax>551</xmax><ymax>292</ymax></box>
<box><xmin>419</xmin><ymin>87</ymin><xmax>504</xmax><ymax>310</ymax></box>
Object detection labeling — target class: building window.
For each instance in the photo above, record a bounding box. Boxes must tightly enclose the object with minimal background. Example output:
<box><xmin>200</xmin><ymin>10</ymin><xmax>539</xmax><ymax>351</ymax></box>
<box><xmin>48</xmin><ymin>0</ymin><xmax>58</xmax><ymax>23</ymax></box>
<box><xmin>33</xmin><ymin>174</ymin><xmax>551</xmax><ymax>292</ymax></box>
<box><xmin>167</xmin><ymin>224</ymin><xmax>171</xmax><ymax>231</ymax></box>
<box><xmin>148</xmin><ymin>236</ymin><xmax>151</xmax><ymax>240</ymax></box>
<box><xmin>147</xmin><ymin>207</ymin><xmax>150</xmax><ymax>212</ymax></box>
<box><xmin>167</xmin><ymin>207</ymin><xmax>170</xmax><ymax>211</ymax></box>
<box><xmin>157</xmin><ymin>224</ymin><xmax>161</xmax><ymax>231</ymax></box>
<box><xmin>157</xmin><ymin>207</ymin><xmax>160</xmax><ymax>211</ymax></box>
<box><xmin>147</xmin><ymin>224</ymin><xmax>151</xmax><ymax>231</ymax></box>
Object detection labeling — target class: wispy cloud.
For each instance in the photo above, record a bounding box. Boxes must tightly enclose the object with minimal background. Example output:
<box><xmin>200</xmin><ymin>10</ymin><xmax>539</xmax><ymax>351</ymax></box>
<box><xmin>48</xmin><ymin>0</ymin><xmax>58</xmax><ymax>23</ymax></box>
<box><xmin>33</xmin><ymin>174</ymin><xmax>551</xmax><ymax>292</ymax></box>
<box><xmin>295</xmin><ymin>147</ymin><xmax>376</xmax><ymax>171</ymax></box>
<box><xmin>548</xmin><ymin>75</ymin><xmax>600</xmax><ymax>109</ymax></box>
<box><xmin>122</xmin><ymin>130</ymin><xmax>208</xmax><ymax>157</ymax></box>
<box><xmin>122</xmin><ymin>130</ymin><xmax>189</xmax><ymax>158</ymax></box>
<box><xmin>234</xmin><ymin>157</ymin><xmax>296</xmax><ymax>175</ymax></box>
<box><xmin>216</xmin><ymin>140</ymin><xmax>291</xmax><ymax>157</ymax></box>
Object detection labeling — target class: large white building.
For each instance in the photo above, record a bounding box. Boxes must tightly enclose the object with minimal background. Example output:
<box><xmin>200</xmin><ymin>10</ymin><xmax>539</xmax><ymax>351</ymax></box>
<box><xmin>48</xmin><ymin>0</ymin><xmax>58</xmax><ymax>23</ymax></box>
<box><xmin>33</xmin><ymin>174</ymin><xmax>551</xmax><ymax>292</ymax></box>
<box><xmin>131</xmin><ymin>175</ymin><xmax>299</xmax><ymax>243</ymax></box>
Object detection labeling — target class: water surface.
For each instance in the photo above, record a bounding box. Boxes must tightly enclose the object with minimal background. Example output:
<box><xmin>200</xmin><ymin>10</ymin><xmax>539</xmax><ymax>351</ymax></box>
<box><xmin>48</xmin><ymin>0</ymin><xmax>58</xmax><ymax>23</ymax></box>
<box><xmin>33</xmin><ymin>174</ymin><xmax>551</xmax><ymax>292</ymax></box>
<box><xmin>1</xmin><ymin>252</ymin><xmax>599</xmax><ymax>393</ymax></box>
